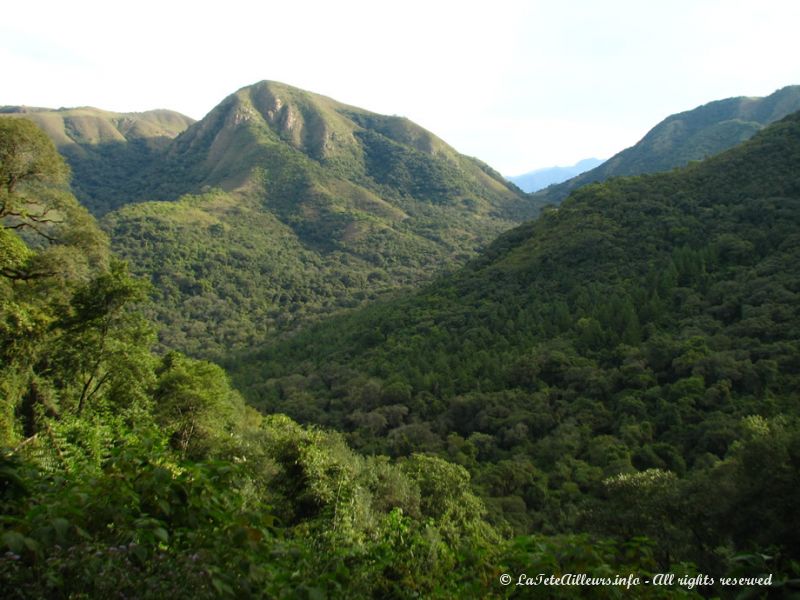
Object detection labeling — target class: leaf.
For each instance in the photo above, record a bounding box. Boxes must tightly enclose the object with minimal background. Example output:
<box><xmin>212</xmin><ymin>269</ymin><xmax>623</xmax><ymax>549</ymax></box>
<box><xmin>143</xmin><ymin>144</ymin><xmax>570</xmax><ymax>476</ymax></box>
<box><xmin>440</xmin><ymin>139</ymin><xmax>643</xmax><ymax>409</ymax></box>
<box><xmin>153</xmin><ymin>527</ymin><xmax>169</xmax><ymax>544</ymax></box>
<box><xmin>1</xmin><ymin>531</ymin><xmax>26</xmax><ymax>553</ymax></box>
<box><xmin>23</xmin><ymin>537</ymin><xmax>40</xmax><ymax>552</ymax></box>
<box><xmin>131</xmin><ymin>544</ymin><xmax>148</xmax><ymax>564</ymax></box>
<box><xmin>52</xmin><ymin>517</ymin><xmax>70</xmax><ymax>540</ymax></box>
<box><xmin>211</xmin><ymin>577</ymin><xmax>233</xmax><ymax>595</ymax></box>
<box><xmin>156</xmin><ymin>498</ymin><xmax>171</xmax><ymax>516</ymax></box>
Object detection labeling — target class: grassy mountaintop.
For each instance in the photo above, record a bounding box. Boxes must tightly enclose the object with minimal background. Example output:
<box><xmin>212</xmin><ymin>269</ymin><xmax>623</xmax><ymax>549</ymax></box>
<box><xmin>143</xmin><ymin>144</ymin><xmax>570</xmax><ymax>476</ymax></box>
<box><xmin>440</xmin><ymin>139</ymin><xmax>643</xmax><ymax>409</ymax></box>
<box><xmin>90</xmin><ymin>81</ymin><xmax>533</xmax><ymax>357</ymax></box>
<box><xmin>0</xmin><ymin>105</ymin><xmax>194</xmax><ymax>148</ymax></box>
<box><xmin>533</xmin><ymin>84</ymin><xmax>800</xmax><ymax>204</ymax></box>
<box><xmin>150</xmin><ymin>81</ymin><xmax>528</xmax><ymax>217</ymax></box>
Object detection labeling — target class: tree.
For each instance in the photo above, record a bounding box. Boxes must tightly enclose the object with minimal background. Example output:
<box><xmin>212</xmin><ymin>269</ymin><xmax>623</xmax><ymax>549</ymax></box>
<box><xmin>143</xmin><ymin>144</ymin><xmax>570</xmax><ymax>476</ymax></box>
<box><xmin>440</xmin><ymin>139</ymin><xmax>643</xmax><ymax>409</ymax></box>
<box><xmin>154</xmin><ymin>353</ymin><xmax>246</xmax><ymax>456</ymax></box>
<box><xmin>591</xmin><ymin>469</ymin><xmax>689</xmax><ymax>567</ymax></box>
<box><xmin>0</xmin><ymin>117</ymin><xmax>68</xmax><ymax>203</ymax></box>
<box><xmin>1</xmin><ymin>119</ymin><xmax>114</xmax><ymax>442</ymax></box>
<box><xmin>52</xmin><ymin>260</ymin><xmax>156</xmax><ymax>415</ymax></box>
<box><xmin>400</xmin><ymin>453</ymin><xmax>496</xmax><ymax>544</ymax></box>
<box><xmin>0</xmin><ymin>117</ymin><xmax>108</xmax><ymax>280</ymax></box>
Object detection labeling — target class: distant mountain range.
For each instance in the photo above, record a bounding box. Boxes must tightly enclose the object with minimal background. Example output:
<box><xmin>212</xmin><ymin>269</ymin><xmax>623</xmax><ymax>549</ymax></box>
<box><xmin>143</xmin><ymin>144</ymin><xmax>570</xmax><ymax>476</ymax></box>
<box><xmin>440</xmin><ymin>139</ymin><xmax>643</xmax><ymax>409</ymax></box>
<box><xmin>507</xmin><ymin>158</ymin><xmax>605</xmax><ymax>192</ymax></box>
<box><xmin>533</xmin><ymin>84</ymin><xmax>800</xmax><ymax>204</ymax></box>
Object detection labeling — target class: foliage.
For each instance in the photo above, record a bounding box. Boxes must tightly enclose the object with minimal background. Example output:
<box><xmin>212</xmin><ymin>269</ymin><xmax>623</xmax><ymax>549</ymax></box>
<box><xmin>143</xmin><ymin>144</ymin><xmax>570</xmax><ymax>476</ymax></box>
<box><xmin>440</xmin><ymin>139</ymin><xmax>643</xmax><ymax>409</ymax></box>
<box><xmin>0</xmin><ymin>117</ymin><xmax>108</xmax><ymax>280</ymax></box>
<box><xmin>1</xmin><ymin>106</ymin><xmax>194</xmax><ymax>215</ymax></box>
<box><xmin>2</xmin><ymin>117</ymin><xmax>675</xmax><ymax>598</ymax></box>
<box><xmin>232</xmin><ymin>112</ymin><xmax>800</xmax><ymax>580</ymax></box>
<box><xmin>1</xmin><ymin>118</ymin><xmax>120</xmax><ymax>444</ymax></box>
<box><xmin>153</xmin><ymin>352</ymin><xmax>246</xmax><ymax>457</ymax></box>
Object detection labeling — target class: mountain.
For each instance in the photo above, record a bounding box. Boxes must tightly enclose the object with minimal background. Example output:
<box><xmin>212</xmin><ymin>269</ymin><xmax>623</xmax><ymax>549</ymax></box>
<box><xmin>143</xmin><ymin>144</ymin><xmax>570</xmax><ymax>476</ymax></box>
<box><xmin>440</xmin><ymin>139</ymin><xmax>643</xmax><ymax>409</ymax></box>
<box><xmin>533</xmin><ymin>84</ymin><xmax>800</xmax><ymax>205</ymax></box>
<box><xmin>58</xmin><ymin>81</ymin><xmax>533</xmax><ymax>357</ymax></box>
<box><xmin>0</xmin><ymin>106</ymin><xmax>195</xmax><ymax>214</ymax></box>
<box><xmin>145</xmin><ymin>80</ymin><xmax>532</xmax><ymax>221</ymax></box>
<box><xmin>232</xmin><ymin>111</ymin><xmax>800</xmax><ymax>568</ymax></box>
<box><xmin>507</xmin><ymin>157</ymin><xmax>604</xmax><ymax>192</ymax></box>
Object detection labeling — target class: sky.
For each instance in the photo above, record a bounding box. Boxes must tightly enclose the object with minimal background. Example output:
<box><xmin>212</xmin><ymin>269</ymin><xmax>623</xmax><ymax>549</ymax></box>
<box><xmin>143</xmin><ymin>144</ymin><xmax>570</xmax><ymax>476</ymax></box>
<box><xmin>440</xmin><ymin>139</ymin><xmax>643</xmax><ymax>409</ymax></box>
<box><xmin>3</xmin><ymin>0</ymin><xmax>800</xmax><ymax>175</ymax></box>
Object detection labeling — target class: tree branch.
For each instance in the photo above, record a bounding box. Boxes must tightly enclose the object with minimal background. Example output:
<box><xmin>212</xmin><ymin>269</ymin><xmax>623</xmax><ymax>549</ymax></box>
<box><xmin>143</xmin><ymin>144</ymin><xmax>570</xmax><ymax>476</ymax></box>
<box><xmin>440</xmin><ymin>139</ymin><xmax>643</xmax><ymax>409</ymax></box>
<box><xmin>0</xmin><ymin>267</ymin><xmax>37</xmax><ymax>281</ymax></box>
<box><xmin>2</xmin><ymin>219</ymin><xmax>58</xmax><ymax>242</ymax></box>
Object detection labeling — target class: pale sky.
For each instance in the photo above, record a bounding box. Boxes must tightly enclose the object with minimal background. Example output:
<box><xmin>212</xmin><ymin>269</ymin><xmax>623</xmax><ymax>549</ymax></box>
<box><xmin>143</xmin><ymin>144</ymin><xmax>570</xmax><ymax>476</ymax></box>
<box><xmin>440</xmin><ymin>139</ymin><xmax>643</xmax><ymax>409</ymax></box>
<box><xmin>3</xmin><ymin>0</ymin><xmax>799</xmax><ymax>175</ymax></box>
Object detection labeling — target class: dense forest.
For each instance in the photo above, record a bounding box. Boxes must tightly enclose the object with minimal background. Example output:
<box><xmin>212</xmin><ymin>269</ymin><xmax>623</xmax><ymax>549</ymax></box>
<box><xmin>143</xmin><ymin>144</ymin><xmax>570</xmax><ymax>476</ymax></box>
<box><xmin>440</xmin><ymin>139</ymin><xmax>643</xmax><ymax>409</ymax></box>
<box><xmin>233</xmin><ymin>112</ymin><xmax>800</xmax><ymax>587</ymax></box>
<box><xmin>0</xmin><ymin>106</ymin><xmax>195</xmax><ymax>215</ymax></box>
<box><xmin>2</xmin><ymin>93</ymin><xmax>799</xmax><ymax>598</ymax></box>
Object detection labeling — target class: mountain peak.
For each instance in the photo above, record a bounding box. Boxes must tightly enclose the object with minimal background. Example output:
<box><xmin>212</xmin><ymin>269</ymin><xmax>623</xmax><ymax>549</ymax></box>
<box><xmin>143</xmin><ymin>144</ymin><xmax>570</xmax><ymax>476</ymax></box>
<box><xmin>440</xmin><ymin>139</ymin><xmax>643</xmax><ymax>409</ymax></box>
<box><xmin>508</xmin><ymin>157</ymin><xmax>606</xmax><ymax>193</ymax></box>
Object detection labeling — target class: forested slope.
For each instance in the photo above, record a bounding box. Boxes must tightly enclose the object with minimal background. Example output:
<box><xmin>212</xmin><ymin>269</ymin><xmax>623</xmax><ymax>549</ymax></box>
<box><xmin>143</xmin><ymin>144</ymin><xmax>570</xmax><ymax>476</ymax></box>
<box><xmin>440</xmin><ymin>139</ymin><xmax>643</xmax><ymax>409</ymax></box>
<box><xmin>233</xmin><ymin>112</ymin><xmax>800</xmax><ymax>576</ymax></box>
<box><xmin>0</xmin><ymin>106</ymin><xmax>194</xmax><ymax>215</ymax></box>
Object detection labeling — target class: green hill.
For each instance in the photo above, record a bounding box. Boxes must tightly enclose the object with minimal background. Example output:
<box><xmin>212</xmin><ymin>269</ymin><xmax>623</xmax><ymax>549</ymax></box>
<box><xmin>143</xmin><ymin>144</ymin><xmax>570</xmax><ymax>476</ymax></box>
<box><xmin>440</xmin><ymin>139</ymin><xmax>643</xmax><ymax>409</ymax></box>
<box><xmin>533</xmin><ymin>84</ymin><xmax>800</xmax><ymax>205</ymax></box>
<box><xmin>92</xmin><ymin>81</ymin><xmax>531</xmax><ymax>357</ymax></box>
<box><xmin>0</xmin><ymin>106</ymin><xmax>195</xmax><ymax>214</ymax></box>
<box><xmin>233</xmin><ymin>111</ymin><xmax>800</xmax><ymax>571</ymax></box>
<box><xmin>0</xmin><ymin>105</ymin><xmax>193</xmax><ymax>146</ymax></box>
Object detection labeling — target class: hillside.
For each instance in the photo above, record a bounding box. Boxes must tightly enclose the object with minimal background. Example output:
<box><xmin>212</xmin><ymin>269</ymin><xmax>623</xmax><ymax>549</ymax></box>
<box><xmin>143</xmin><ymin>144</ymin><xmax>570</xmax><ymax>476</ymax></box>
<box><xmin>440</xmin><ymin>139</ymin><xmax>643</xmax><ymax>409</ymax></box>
<box><xmin>507</xmin><ymin>157</ymin><xmax>604</xmax><ymax>192</ymax></box>
<box><xmin>93</xmin><ymin>81</ymin><xmax>532</xmax><ymax>357</ymax></box>
<box><xmin>0</xmin><ymin>106</ymin><xmax>195</xmax><ymax>214</ymax></box>
<box><xmin>232</xmin><ymin>111</ymin><xmax>800</xmax><ymax>573</ymax></box>
<box><xmin>533</xmin><ymin>84</ymin><xmax>800</xmax><ymax>205</ymax></box>
<box><xmin>144</xmin><ymin>80</ymin><xmax>533</xmax><ymax>224</ymax></box>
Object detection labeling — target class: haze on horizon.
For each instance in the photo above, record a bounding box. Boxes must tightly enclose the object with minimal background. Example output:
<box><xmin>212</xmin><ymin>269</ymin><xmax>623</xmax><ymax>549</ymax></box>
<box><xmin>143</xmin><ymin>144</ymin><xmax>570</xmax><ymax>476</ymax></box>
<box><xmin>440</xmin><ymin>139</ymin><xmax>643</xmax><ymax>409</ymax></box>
<box><xmin>3</xmin><ymin>0</ymin><xmax>799</xmax><ymax>175</ymax></box>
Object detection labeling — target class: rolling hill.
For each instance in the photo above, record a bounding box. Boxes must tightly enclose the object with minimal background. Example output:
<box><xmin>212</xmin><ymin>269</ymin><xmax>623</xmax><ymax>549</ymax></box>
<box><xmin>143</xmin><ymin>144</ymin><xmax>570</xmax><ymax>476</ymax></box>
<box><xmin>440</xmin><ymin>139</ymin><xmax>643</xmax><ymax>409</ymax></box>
<box><xmin>0</xmin><ymin>105</ymin><xmax>193</xmax><ymax>146</ymax></box>
<box><xmin>533</xmin><ymin>84</ymin><xmax>800</xmax><ymax>205</ymax></box>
